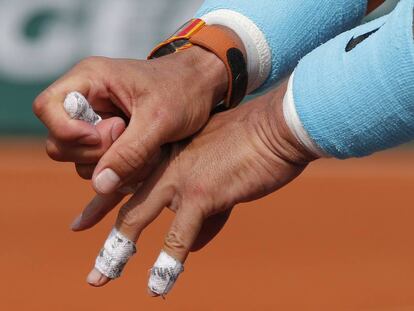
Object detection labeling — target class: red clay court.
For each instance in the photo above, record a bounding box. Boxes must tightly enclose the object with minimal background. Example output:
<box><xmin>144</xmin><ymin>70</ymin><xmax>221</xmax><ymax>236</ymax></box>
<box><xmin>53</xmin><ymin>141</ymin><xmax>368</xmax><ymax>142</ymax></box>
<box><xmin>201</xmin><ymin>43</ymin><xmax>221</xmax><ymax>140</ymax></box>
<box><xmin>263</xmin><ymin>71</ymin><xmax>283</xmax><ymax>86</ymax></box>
<box><xmin>1</xmin><ymin>141</ymin><xmax>413</xmax><ymax>310</ymax></box>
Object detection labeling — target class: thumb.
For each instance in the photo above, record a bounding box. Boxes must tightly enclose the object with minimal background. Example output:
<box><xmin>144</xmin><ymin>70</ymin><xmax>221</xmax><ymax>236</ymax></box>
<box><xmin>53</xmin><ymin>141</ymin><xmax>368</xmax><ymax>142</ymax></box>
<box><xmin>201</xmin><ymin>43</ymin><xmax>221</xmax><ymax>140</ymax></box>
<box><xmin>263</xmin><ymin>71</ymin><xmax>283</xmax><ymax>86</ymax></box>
<box><xmin>92</xmin><ymin>111</ymin><xmax>167</xmax><ymax>194</ymax></box>
<box><xmin>96</xmin><ymin>117</ymin><xmax>126</xmax><ymax>144</ymax></box>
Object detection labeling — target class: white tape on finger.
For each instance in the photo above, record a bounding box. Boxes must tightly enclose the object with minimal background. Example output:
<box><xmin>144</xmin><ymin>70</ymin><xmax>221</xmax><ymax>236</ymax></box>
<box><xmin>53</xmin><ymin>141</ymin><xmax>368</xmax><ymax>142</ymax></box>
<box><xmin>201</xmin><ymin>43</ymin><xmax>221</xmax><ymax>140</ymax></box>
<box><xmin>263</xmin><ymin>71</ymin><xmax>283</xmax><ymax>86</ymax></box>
<box><xmin>64</xmin><ymin>91</ymin><xmax>102</xmax><ymax>125</ymax></box>
<box><xmin>95</xmin><ymin>228</ymin><xmax>137</xmax><ymax>279</ymax></box>
<box><xmin>148</xmin><ymin>251</ymin><xmax>184</xmax><ymax>296</ymax></box>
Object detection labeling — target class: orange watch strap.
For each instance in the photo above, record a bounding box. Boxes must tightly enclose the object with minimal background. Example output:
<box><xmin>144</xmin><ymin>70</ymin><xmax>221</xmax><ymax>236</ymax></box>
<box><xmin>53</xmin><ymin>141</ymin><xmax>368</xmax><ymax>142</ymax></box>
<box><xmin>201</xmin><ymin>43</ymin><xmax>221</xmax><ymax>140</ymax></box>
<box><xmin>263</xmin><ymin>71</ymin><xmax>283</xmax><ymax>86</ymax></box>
<box><xmin>148</xmin><ymin>19</ymin><xmax>206</xmax><ymax>59</ymax></box>
<box><xmin>148</xmin><ymin>20</ymin><xmax>248</xmax><ymax>109</ymax></box>
<box><xmin>190</xmin><ymin>25</ymin><xmax>248</xmax><ymax>108</ymax></box>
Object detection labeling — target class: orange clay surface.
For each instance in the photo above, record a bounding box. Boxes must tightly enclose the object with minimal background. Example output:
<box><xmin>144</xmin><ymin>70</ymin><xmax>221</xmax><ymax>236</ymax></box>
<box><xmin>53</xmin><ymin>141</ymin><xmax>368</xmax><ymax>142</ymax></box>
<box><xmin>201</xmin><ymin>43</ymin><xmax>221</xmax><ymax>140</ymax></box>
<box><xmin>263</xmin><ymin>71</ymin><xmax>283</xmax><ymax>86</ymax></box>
<box><xmin>0</xmin><ymin>140</ymin><xmax>413</xmax><ymax>311</ymax></box>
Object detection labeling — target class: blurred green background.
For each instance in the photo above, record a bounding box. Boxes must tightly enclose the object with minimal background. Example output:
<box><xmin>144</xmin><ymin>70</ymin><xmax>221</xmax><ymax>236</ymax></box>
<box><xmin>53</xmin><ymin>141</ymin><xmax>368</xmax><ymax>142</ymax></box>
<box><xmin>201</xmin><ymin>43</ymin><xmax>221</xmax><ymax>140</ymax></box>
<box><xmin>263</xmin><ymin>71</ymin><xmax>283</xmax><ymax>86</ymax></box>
<box><xmin>0</xmin><ymin>1</ymin><xmax>411</xmax><ymax>310</ymax></box>
<box><xmin>0</xmin><ymin>0</ymin><xmax>203</xmax><ymax>135</ymax></box>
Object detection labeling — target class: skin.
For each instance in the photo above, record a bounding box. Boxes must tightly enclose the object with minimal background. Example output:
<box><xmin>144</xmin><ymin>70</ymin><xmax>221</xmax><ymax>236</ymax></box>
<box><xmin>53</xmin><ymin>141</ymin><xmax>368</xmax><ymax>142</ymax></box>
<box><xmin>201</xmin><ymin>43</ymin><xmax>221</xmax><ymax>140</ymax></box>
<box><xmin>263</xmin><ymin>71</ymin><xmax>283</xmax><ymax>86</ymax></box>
<box><xmin>34</xmin><ymin>0</ymin><xmax>381</xmax><ymax>195</ymax></box>
<box><xmin>33</xmin><ymin>3</ymin><xmax>384</xmax><ymax>290</ymax></box>
<box><xmin>74</xmin><ymin>82</ymin><xmax>318</xmax><ymax>291</ymax></box>
<box><xmin>33</xmin><ymin>45</ymin><xmax>228</xmax><ymax>193</ymax></box>
<box><xmin>33</xmin><ymin>37</ymin><xmax>241</xmax><ymax>286</ymax></box>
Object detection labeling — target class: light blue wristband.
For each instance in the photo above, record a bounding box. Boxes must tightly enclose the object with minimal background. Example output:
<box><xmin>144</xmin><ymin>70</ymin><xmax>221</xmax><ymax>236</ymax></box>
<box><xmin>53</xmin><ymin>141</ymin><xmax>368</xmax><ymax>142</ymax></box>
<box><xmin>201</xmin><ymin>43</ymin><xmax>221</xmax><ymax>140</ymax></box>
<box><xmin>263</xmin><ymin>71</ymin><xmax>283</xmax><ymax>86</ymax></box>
<box><xmin>196</xmin><ymin>0</ymin><xmax>367</xmax><ymax>92</ymax></box>
<box><xmin>293</xmin><ymin>0</ymin><xmax>414</xmax><ymax>158</ymax></box>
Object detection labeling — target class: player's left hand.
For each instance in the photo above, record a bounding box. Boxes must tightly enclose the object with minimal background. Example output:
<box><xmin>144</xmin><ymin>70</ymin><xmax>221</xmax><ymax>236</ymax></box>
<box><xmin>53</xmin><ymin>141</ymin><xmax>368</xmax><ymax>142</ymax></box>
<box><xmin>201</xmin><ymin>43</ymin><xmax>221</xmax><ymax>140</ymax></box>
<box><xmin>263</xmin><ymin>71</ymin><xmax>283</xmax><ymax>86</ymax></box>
<box><xmin>80</xmin><ymin>81</ymin><xmax>318</xmax><ymax>294</ymax></box>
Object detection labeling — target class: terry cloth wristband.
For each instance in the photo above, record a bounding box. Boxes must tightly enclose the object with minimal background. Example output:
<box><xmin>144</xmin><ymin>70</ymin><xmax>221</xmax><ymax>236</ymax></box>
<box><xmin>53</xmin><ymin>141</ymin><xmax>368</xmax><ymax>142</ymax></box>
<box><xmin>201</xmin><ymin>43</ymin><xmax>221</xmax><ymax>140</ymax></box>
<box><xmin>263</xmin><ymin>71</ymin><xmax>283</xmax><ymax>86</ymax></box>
<box><xmin>149</xmin><ymin>19</ymin><xmax>248</xmax><ymax>109</ymax></box>
<box><xmin>196</xmin><ymin>0</ymin><xmax>368</xmax><ymax>93</ymax></box>
<box><xmin>289</xmin><ymin>0</ymin><xmax>414</xmax><ymax>159</ymax></box>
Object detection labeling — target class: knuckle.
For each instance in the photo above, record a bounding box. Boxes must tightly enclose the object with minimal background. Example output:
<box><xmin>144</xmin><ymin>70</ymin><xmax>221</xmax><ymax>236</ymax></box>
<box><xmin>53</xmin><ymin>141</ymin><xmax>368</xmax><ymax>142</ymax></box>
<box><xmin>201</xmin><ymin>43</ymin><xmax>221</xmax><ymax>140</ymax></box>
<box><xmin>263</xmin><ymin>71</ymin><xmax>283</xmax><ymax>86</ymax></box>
<box><xmin>33</xmin><ymin>90</ymin><xmax>52</xmax><ymax>118</ymax></box>
<box><xmin>182</xmin><ymin>186</ymin><xmax>213</xmax><ymax>219</ymax></box>
<box><xmin>146</xmin><ymin>105</ymin><xmax>175</xmax><ymax>133</ymax></box>
<box><xmin>152</xmin><ymin>106</ymin><xmax>171</xmax><ymax>123</ymax></box>
<box><xmin>113</xmin><ymin>142</ymin><xmax>149</xmax><ymax>173</ymax></box>
<box><xmin>183</xmin><ymin>182</ymin><xmax>208</xmax><ymax>201</ymax></box>
<box><xmin>117</xmin><ymin>205</ymin><xmax>143</xmax><ymax>229</ymax></box>
<box><xmin>164</xmin><ymin>230</ymin><xmax>186</xmax><ymax>252</ymax></box>
<box><xmin>78</xmin><ymin>56</ymin><xmax>109</xmax><ymax>69</ymax></box>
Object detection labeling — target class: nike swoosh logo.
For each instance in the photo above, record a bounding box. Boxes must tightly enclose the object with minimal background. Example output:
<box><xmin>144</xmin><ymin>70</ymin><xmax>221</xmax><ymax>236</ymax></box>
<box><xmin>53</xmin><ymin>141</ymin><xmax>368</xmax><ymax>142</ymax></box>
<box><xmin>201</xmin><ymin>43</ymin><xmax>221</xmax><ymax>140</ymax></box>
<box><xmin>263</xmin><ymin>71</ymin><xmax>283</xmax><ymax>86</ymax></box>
<box><xmin>345</xmin><ymin>27</ymin><xmax>380</xmax><ymax>52</ymax></box>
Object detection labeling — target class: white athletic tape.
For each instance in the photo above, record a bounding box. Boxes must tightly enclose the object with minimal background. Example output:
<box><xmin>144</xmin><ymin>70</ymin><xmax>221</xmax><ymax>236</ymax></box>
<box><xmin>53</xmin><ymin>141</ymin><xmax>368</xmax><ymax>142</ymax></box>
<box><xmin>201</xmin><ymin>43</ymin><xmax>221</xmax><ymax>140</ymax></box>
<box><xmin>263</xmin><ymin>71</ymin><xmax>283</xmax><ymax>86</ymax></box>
<box><xmin>64</xmin><ymin>91</ymin><xmax>102</xmax><ymax>125</ymax></box>
<box><xmin>148</xmin><ymin>251</ymin><xmax>184</xmax><ymax>296</ymax></box>
<box><xmin>201</xmin><ymin>9</ymin><xmax>271</xmax><ymax>93</ymax></box>
<box><xmin>95</xmin><ymin>228</ymin><xmax>136</xmax><ymax>279</ymax></box>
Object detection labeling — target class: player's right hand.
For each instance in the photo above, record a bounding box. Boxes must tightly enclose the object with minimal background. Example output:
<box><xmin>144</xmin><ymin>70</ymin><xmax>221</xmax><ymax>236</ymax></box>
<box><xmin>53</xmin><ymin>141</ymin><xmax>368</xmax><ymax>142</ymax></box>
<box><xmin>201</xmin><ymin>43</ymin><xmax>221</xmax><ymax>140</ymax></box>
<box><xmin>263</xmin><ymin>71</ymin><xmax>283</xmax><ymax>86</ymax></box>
<box><xmin>33</xmin><ymin>46</ymin><xmax>228</xmax><ymax>194</ymax></box>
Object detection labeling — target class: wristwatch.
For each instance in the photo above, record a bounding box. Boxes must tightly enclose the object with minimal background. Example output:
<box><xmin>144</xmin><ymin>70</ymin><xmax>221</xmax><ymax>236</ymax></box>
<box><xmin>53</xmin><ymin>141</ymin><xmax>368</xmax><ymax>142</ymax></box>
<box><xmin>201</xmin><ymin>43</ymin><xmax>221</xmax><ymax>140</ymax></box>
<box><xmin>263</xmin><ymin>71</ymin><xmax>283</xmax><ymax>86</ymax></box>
<box><xmin>148</xmin><ymin>19</ymin><xmax>248</xmax><ymax>109</ymax></box>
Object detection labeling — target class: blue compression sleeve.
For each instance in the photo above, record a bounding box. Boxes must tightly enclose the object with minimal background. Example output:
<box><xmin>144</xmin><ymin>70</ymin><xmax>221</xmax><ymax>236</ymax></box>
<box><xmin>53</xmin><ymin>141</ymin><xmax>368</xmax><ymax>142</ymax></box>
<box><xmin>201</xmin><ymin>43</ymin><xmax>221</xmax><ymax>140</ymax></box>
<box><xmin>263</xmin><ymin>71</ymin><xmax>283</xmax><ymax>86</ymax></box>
<box><xmin>196</xmin><ymin>0</ymin><xmax>367</xmax><ymax>92</ymax></box>
<box><xmin>292</xmin><ymin>0</ymin><xmax>414</xmax><ymax>159</ymax></box>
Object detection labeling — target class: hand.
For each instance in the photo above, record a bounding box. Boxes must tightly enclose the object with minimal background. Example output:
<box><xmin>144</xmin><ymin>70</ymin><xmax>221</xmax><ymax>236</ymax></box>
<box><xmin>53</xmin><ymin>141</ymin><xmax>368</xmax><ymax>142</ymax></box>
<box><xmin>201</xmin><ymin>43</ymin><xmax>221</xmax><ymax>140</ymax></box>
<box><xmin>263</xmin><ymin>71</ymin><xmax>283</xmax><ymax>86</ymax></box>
<box><xmin>81</xmin><ymin>81</ymin><xmax>318</xmax><ymax>293</ymax></box>
<box><xmin>33</xmin><ymin>45</ymin><xmax>228</xmax><ymax>194</ymax></box>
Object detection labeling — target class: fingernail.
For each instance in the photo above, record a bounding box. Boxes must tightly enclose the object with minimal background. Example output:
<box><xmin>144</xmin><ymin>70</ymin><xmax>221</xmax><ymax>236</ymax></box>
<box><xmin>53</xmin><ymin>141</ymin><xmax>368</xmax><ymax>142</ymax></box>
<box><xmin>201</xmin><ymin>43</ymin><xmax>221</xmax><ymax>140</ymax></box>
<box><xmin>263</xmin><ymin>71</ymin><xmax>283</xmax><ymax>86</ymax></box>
<box><xmin>70</xmin><ymin>214</ymin><xmax>83</xmax><ymax>231</ymax></box>
<box><xmin>86</xmin><ymin>269</ymin><xmax>105</xmax><ymax>286</ymax></box>
<box><xmin>94</xmin><ymin>168</ymin><xmax>120</xmax><ymax>194</ymax></box>
<box><xmin>111</xmin><ymin>121</ymin><xmax>125</xmax><ymax>142</ymax></box>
